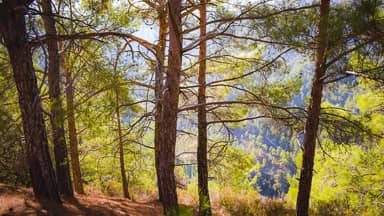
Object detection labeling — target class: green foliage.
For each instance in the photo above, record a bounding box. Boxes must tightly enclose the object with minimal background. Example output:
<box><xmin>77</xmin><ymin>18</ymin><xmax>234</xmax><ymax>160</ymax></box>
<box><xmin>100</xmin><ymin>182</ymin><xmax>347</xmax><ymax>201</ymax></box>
<box><xmin>220</xmin><ymin>187</ymin><xmax>294</xmax><ymax>216</ymax></box>
<box><xmin>253</xmin><ymin>2</ymin><xmax>317</xmax><ymax>49</ymax></box>
<box><xmin>0</xmin><ymin>48</ymin><xmax>29</xmax><ymax>185</ymax></box>
<box><xmin>311</xmin><ymin>199</ymin><xmax>353</xmax><ymax>216</ymax></box>
<box><xmin>1</xmin><ymin>1</ymin><xmax>383</xmax><ymax>215</ymax></box>
<box><xmin>287</xmin><ymin>80</ymin><xmax>384</xmax><ymax>215</ymax></box>
<box><xmin>178</xmin><ymin>205</ymin><xmax>195</xmax><ymax>216</ymax></box>
<box><xmin>210</xmin><ymin>145</ymin><xmax>254</xmax><ymax>190</ymax></box>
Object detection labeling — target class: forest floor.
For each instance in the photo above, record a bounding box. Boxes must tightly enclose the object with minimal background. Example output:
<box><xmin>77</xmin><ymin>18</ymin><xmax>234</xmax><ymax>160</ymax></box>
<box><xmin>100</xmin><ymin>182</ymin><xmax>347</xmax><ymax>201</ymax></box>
<box><xmin>0</xmin><ymin>183</ymin><xmax>163</xmax><ymax>216</ymax></box>
<box><xmin>0</xmin><ymin>184</ymin><xmax>228</xmax><ymax>216</ymax></box>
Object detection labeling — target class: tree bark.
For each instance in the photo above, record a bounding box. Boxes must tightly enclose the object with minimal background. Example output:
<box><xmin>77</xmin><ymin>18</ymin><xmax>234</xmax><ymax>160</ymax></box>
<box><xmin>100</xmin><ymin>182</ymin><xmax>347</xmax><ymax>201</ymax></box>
<box><xmin>158</xmin><ymin>0</ymin><xmax>182</xmax><ymax>214</ymax></box>
<box><xmin>41</xmin><ymin>0</ymin><xmax>73</xmax><ymax>197</ymax></box>
<box><xmin>197</xmin><ymin>1</ymin><xmax>212</xmax><ymax>215</ymax></box>
<box><xmin>65</xmin><ymin>68</ymin><xmax>85</xmax><ymax>194</ymax></box>
<box><xmin>296</xmin><ymin>1</ymin><xmax>330</xmax><ymax>215</ymax></box>
<box><xmin>0</xmin><ymin>0</ymin><xmax>61</xmax><ymax>203</ymax></box>
<box><xmin>155</xmin><ymin>2</ymin><xmax>167</xmax><ymax>203</ymax></box>
<box><xmin>116</xmin><ymin>89</ymin><xmax>131</xmax><ymax>199</ymax></box>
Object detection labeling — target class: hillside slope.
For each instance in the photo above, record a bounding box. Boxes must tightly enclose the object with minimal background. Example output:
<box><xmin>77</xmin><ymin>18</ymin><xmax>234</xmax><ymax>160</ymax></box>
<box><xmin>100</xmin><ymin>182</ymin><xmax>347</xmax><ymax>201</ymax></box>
<box><xmin>0</xmin><ymin>184</ymin><xmax>162</xmax><ymax>216</ymax></box>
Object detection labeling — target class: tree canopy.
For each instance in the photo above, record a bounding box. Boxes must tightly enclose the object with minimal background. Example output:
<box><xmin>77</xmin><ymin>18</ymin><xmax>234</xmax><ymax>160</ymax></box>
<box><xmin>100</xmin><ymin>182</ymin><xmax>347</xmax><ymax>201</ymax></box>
<box><xmin>0</xmin><ymin>0</ymin><xmax>383</xmax><ymax>215</ymax></box>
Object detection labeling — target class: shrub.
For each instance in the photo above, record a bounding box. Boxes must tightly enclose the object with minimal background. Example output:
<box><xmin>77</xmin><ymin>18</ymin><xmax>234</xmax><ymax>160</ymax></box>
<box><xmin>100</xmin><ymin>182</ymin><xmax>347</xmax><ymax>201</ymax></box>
<box><xmin>312</xmin><ymin>199</ymin><xmax>353</xmax><ymax>216</ymax></box>
<box><xmin>220</xmin><ymin>187</ymin><xmax>294</xmax><ymax>216</ymax></box>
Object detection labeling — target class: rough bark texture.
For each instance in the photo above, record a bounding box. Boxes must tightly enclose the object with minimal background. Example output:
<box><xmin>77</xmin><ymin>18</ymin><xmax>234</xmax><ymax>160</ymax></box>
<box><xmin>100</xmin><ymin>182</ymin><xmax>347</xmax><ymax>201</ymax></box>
<box><xmin>158</xmin><ymin>0</ymin><xmax>182</xmax><ymax>214</ymax></box>
<box><xmin>197</xmin><ymin>1</ymin><xmax>212</xmax><ymax>215</ymax></box>
<box><xmin>41</xmin><ymin>0</ymin><xmax>74</xmax><ymax>197</ymax></box>
<box><xmin>155</xmin><ymin>2</ymin><xmax>167</xmax><ymax>203</ymax></box>
<box><xmin>65</xmin><ymin>69</ymin><xmax>85</xmax><ymax>194</ymax></box>
<box><xmin>0</xmin><ymin>0</ymin><xmax>61</xmax><ymax>203</ymax></box>
<box><xmin>116</xmin><ymin>90</ymin><xmax>131</xmax><ymax>199</ymax></box>
<box><xmin>296</xmin><ymin>1</ymin><xmax>330</xmax><ymax>215</ymax></box>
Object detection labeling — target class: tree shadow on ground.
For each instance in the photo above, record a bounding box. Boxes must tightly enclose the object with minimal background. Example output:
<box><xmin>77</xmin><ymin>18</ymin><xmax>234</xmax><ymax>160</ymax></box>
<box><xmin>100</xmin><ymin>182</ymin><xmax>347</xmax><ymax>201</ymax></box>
<box><xmin>0</xmin><ymin>184</ymin><xmax>162</xmax><ymax>216</ymax></box>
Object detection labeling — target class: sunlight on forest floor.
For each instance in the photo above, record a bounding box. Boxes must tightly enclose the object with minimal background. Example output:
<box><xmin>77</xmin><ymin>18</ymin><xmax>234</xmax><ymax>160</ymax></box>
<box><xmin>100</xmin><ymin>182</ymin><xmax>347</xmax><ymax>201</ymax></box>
<box><xmin>0</xmin><ymin>183</ymin><xmax>232</xmax><ymax>216</ymax></box>
<box><xmin>0</xmin><ymin>183</ymin><xmax>163</xmax><ymax>216</ymax></box>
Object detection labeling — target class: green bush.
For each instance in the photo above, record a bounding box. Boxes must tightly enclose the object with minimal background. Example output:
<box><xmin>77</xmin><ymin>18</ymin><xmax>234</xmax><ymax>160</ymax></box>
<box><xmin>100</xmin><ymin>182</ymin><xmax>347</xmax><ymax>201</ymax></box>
<box><xmin>311</xmin><ymin>199</ymin><xmax>352</xmax><ymax>216</ymax></box>
<box><xmin>220</xmin><ymin>187</ymin><xmax>294</xmax><ymax>216</ymax></box>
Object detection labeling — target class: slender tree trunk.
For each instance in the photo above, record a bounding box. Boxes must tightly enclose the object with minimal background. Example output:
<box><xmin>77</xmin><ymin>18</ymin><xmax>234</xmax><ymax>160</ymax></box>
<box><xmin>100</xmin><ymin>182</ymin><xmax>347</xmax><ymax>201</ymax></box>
<box><xmin>116</xmin><ymin>89</ymin><xmax>131</xmax><ymax>199</ymax></box>
<box><xmin>197</xmin><ymin>1</ymin><xmax>212</xmax><ymax>215</ymax></box>
<box><xmin>0</xmin><ymin>0</ymin><xmax>61</xmax><ymax>203</ymax></box>
<box><xmin>41</xmin><ymin>0</ymin><xmax>73</xmax><ymax>197</ymax></box>
<box><xmin>65</xmin><ymin>68</ymin><xmax>84</xmax><ymax>194</ymax></box>
<box><xmin>155</xmin><ymin>2</ymin><xmax>167</xmax><ymax>203</ymax></box>
<box><xmin>158</xmin><ymin>0</ymin><xmax>182</xmax><ymax>214</ymax></box>
<box><xmin>296</xmin><ymin>1</ymin><xmax>330</xmax><ymax>215</ymax></box>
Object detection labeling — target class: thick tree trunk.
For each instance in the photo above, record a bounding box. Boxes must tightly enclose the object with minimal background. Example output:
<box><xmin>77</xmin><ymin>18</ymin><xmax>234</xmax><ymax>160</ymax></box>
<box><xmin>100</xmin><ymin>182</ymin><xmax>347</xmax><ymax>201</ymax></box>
<box><xmin>41</xmin><ymin>0</ymin><xmax>73</xmax><ymax>197</ymax></box>
<box><xmin>65</xmin><ymin>69</ymin><xmax>84</xmax><ymax>194</ymax></box>
<box><xmin>296</xmin><ymin>1</ymin><xmax>330</xmax><ymax>215</ymax></box>
<box><xmin>197</xmin><ymin>1</ymin><xmax>212</xmax><ymax>215</ymax></box>
<box><xmin>116</xmin><ymin>90</ymin><xmax>131</xmax><ymax>199</ymax></box>
<box><xmin>0</xmin><ymin>0</ymin><xmax>61</xmax><ymax>203</ymax></box>
<box><xmin>158</xmin><ymin>0</ymin><xmax>182</xmax><ymax>214</ymax></box>
<box><xmin>155</xmin><ymin>3</ymin><xmax>167</xmax><ymax>202</ymax></box>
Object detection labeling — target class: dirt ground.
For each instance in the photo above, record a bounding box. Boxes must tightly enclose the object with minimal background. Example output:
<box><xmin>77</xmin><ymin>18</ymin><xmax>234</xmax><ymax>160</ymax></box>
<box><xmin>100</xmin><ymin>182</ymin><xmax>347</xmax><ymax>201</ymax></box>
<box><xmin>0</xmin><ymin>184</ymin><xmax>163</xmax><ymax>216</ymax></box>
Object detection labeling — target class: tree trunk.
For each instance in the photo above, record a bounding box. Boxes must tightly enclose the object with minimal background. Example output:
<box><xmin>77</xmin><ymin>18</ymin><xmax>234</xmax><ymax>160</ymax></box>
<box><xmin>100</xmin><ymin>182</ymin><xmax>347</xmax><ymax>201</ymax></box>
<box><xmin>296</xmin><ymin>1</ymin><xmax>330</xmax><ymax>215</ymax></box>
<box><xmin>116</xmin><ymin>89</ymin><xmax>131</xmax><ymax>199</ymax></box>
<box><xmin>158</xmin><ymin>0</ymin><xmax>182</xmax><ymax>214</ymax></box>
<box><xmin>197</xmin><ymin>1</ymin><xmax>212</xmax><ymax>215</ymax></box>
<box><xmin>65</xmin><ymin>69</ymin><xmax>85</xmax><ymax>194</ymax></box>
<box><xmin>41</xmin><ymin>0</ymin><xmax>73</xmax><ymax>197</ymax></box>
<box><xmin>0</xmin><ymin>0</ymin><xmax>61</xmax><ymax>203</ymax></box>
<box><xmin>155</xmin><ymin>2</ymin><xmax>167</xmax><ymax>203</ymax></box>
